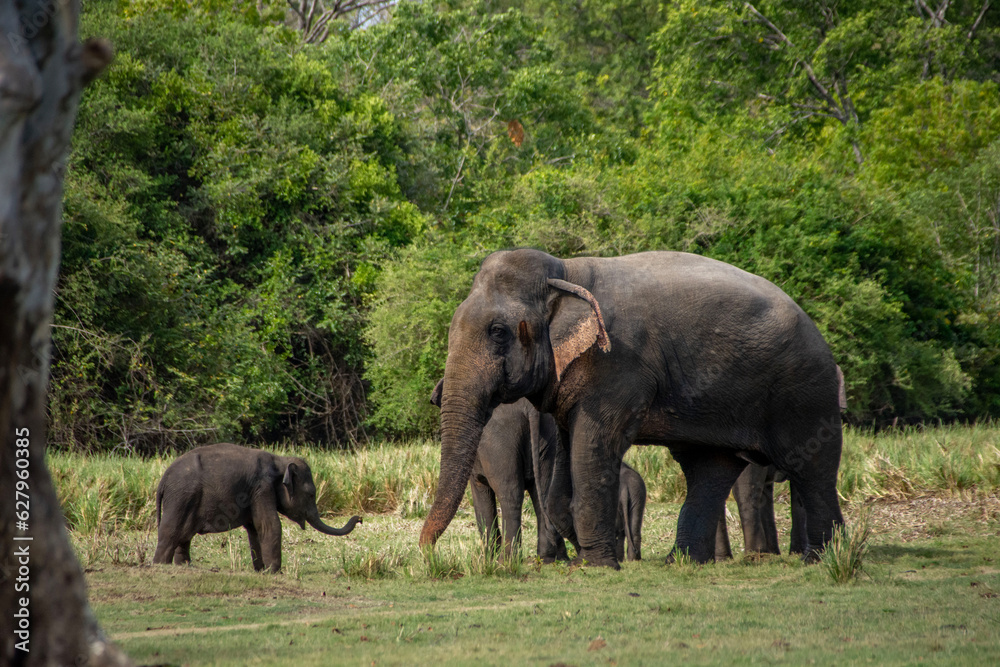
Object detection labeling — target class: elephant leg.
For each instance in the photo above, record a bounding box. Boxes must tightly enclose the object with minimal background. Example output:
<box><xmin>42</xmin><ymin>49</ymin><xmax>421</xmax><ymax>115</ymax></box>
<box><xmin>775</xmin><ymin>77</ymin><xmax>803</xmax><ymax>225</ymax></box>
<box><xmin>615</xmin><ymin>502</ymin><xmax>626</xmax><ymax>563</ymax></box>
<box><xmin>251</xmin><ymin>494</ymin><xmax>283</xmax><ymax>573</ymax></box>
<box><xmin>671</xmin><ymin>448</ymin><xmax>748</xmax><ymax>564</ymax></box>
<box><xmin>777</xmin><ymin>420</ymin><xmax>844</xmax><ymax>561</ymax></box>
<box><xmin>545</xmin><ymin>429</ymin><xmax>580</xmax><ymax>554</ymax></box>
<box><xmin>758</xmin><ymin>473</ymin><xmax>780</xmax><ymax>554</ymax></box>
<box><xmin>528</xmin><ymin>480</ymin><xmax>568</xmax><ymax>562</ymax></box>
<box><xmin>795</xmin><ymin>483</ymin><xmax>843</xmax><ymax>561</ymax></box>
<box><xmin>733</xmin><ymin>464</ymin><xmax>780</xmax><ymax>554</ymax></box>
<box><xmin>788</xmin><ymin>482</ymin><xmax>808</xmax><ymax>555</ymax></box>
<box><xmin>567</xmin><ymin>417</ymin><xmax>627</xmax><ymax>569</ymax></box>
<box><xmin>246</xmin><ymin>524</ymin><xmax>265</xmax><ymax>572</ymax></box>
<box><xmin>154</xmin><ymin>513</ymin><xmax>185</xmax><ymax>565</ymax></box>
<box><xmin>498</xmin><ymin>486</ymin><xmax>525</xmax><ymax>560</ymax></box>
<box><xmin>470</xmin><ymin>477</ymin><xmax>501</xmax><ymax>557</ymax></box>
<box><xmin>172</xmin><ymin>540</ymin><xmax>191</xmax><ymax>565</ymax></box>
<box><xmin>153</xmin><ymin>532</ymin><xmax>177</xmax><ymax>565</ymax></box>
<box><xmin>714</xmin><ymin>515</ymin><xmax>733</xmax><ymax>561</ymax></box>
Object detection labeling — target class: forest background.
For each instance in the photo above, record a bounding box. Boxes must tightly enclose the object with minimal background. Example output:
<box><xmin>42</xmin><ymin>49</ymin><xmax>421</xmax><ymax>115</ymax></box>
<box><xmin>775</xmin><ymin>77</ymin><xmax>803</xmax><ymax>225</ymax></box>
<box><xmin>55</xmin><ymin>0</ymin><xmax>1000</xmax><ymax>453</ymax></box>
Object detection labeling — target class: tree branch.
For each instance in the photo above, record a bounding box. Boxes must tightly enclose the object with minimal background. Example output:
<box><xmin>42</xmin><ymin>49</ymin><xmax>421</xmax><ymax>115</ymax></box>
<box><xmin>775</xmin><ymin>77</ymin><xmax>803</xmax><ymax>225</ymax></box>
<box><xmin>967</xmin><ymin>0</ymin><xmax>991</xmax><ymax>40</ymax></box>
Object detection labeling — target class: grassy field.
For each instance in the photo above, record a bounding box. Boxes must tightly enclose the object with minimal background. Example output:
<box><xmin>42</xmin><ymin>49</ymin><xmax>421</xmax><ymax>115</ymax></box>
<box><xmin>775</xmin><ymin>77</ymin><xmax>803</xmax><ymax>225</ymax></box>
<box><xmin>53</xmin><ymin>424</ymin><xmax>1000</xmax><ymax>665</ymax></box>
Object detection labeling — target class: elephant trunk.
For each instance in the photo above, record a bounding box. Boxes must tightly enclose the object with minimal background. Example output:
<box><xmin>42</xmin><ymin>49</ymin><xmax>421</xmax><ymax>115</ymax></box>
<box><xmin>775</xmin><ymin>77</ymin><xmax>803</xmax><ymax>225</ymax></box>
<box><xmin>419</xmin><ymin>386</ymin><xmax>490</xmax><ymax>548</ymax></box>
<box><xmin>307</xmin><ymin>512</ymin><xmax>362</xmax><ymax>536</ymax></box>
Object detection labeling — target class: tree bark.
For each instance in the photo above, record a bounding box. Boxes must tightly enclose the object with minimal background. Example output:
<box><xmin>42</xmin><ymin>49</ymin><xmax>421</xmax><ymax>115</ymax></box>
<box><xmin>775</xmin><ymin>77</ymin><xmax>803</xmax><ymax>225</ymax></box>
<box><xmin>0</xmin><ymin>2</ymin><xmax>126</xmax><ymax>665</ymax></box>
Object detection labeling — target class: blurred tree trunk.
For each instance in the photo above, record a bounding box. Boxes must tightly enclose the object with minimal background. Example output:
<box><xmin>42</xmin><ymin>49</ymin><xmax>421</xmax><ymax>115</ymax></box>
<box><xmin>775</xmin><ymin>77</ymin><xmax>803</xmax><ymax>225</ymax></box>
<box><xmin>0</xmin><ymin>2</ymin><xmax>125</xmax><ymax>665</ymax></box>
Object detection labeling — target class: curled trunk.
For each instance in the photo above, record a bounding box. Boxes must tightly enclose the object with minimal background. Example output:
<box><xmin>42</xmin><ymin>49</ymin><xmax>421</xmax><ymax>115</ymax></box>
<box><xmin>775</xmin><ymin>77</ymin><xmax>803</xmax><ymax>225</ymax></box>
<box><xmin>308</xmin><ymin>513</ymin><xmax>361</xmax><ymax>536</ymax></box>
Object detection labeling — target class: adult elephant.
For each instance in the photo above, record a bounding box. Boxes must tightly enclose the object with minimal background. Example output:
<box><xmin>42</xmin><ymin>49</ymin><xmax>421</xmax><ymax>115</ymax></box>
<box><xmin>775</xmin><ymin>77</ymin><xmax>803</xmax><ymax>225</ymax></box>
<box><xmin>420</xmin><ymin>249</ymin><xmax>843</xmax><ymax>568</ymax></box>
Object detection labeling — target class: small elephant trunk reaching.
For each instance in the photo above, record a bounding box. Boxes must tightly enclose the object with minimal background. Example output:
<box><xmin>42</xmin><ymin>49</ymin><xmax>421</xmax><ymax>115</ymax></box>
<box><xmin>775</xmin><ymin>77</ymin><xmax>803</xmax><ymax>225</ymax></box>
<box><xmin>307</xmin><ymin>512</ymin><xmax>362</xmax><ymax>536</ymax></box>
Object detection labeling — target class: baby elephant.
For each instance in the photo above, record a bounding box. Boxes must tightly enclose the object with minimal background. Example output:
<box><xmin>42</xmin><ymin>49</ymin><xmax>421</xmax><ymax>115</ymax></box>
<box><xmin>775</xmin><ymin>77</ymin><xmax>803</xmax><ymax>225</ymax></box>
<box><xmin>430</xmin><ymin>381</ymin><xmax>567</xmax><ymax>562</ymax></box>
<box><xmin>153</xmin><ymin>443</ymin><xmax>361</xmax><ymax>572</ymax></box>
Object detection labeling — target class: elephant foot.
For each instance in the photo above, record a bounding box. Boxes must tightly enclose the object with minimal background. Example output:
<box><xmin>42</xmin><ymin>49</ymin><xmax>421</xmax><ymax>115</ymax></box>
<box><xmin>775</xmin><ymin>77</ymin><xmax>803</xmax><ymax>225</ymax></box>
<box><xmin>668</xmin><ymin>544</ymin><xmax>715</xmax><ymax>565</ymax></box>
<box><xmin>540</xmin><ymin>553</ymin><xmax>572</xmax><ymax>564</ymax></box>
<box><xmin>574</xmin><ymin>548</ymin><xmax>620</xmax><ymax>570</ymax></box>
<box><xmin>801</xmin><ymin>547</ymin><xmax>824</xmax><ymax>564</ymax></box>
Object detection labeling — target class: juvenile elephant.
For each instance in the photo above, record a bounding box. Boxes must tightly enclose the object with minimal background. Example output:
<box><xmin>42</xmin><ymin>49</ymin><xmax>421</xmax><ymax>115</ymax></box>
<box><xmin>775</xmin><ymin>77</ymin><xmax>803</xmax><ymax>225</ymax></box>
<box><xmin>153</xmin><ymin>444</ymin><xmax>362</xmax><ymax>572</ymax></box>
<box><xmin>431</xmin><ymin>380</ymin><xmax>567</xmax><ymax>561</ymax></box>
<box><xmin>420</xmin><ymin>249</ymin><xmax>844</xmax><ymax>567</ymax></box>
<box><xmin>431</xmin><ymin>380</ymin><xmax>646</xmax><ymax>563</ymax></box>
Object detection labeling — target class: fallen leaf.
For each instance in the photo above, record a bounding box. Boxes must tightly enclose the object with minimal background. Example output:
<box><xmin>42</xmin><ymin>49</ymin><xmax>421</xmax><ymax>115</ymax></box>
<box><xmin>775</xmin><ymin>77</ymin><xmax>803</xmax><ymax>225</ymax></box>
<box><xmin>588</xmin><ymin>637</ymin><xmax>607</xmax><ymax>651</ymax></box>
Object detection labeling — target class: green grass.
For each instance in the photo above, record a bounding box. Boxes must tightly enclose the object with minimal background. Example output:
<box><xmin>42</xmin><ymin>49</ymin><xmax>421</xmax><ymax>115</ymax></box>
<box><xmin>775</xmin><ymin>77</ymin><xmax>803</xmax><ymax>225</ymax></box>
<box><xmin>52</xmin><ymin>424</ymin><xmax>1000</xmax><ymax>664</ymax></box>
<box><xmin>48</xmin><ymin>424</ymin><xmax>1000</xmax><ymax>533</ymax></box>
<box><xmin>76</xmin><ymin>498</ymin><xmax>1000</xmax><ymax>666</ymax></box>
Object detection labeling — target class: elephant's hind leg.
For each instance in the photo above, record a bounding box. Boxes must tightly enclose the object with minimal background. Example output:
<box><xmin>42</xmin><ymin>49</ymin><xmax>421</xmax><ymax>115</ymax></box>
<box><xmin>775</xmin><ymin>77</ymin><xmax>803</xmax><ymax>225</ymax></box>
<box><xmin>788</xmin><ymin>482</ymin><xmax>808</xmax><ymax>555</ymax></box>
<box><xmin>775</xmin><ymin>419</ymin><xmax>844</xmax><ymax>560</ymax></box>
<box><xmin>173</xmin><ymin>540</ymin><xmax>191</xmax><ymax>565</ymax></box>
<box><xmin>154</xmin><ymin>510</ymin><xmax>187</xmax><ymax>565</ymax></box>
<box><xmin>671</xmin><ymin>448</ymin><xmax>748</xmax><ymax>564</ymax></box>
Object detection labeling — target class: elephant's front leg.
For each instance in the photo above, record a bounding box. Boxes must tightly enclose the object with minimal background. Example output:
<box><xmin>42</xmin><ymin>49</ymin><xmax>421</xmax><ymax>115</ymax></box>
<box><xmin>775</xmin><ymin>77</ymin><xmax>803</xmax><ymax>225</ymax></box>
<box><xmin>671</xmin><ymin>448</ymin><xmax>748</xmax><ymax>564</ymax></box>
<box><xmin>544</xmin><ymin>430</ymin><xmax>580</xmax><ymax>554</ymax></box>
<box><xmin>568</xmin><ymin>418</ymin><xmax>626</xmax><ymax>569</ymax></box>
<box><xmin>245</xmin><ymin>524</ymin><xmax>265</xmax><ymax>572</ymax></box>
<box><xmin>527</xmin><ymin>480</ymin><xmax>568</xmax><ymax>562</ymax></box>
<box><xmin>251</xmin><ymin>495</ymin><xmax>283</xmax><ymax>573</ymax></box>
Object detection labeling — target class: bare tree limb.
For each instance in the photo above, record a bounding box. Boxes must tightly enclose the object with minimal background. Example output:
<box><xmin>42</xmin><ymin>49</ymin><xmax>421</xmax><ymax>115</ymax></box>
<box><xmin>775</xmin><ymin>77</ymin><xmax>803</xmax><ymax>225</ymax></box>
<box><xmin>967</xmin><ymin>0</ymin><xmax>991</xmax><ymax>40</ymax></box>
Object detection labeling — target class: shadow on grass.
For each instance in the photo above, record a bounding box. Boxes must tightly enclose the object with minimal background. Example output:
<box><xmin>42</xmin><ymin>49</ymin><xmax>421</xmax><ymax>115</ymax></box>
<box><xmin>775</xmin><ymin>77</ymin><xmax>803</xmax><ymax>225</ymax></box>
<box><xmin>869</xmin><ymin>544</ymin><xmax>959</xmax><ymax>562</ymax></box>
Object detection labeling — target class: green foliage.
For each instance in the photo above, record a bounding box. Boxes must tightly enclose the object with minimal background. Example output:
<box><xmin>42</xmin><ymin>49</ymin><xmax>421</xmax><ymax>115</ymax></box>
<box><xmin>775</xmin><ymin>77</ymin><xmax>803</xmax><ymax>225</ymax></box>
<box><xmin>56</xmin><ymin>2</ymin><xmax>422</xmax><ymax>449</ymax></box>
<box><xmin>61</xmin><ymin>1</ymin><xmax>1000</xmax><ymax>448</ymax></box>
<box><xmin>363</xmin><ymin>238</ymin><xmax>482</xmax><ymax>435</ymax></box>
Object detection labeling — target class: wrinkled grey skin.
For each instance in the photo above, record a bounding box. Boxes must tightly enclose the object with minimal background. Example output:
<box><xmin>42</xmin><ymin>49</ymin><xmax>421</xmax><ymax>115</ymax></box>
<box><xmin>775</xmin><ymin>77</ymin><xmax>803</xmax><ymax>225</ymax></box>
<box><xmin>720</xmin><ymin>371</ymin><xmax>844</xmax><ymax>558</ymax></box>
<box><xmin>420</xmin><ymin>249</ymin><xmax>844</xmax><ymax>568</ymax></box>
<box><xmin>154</xmin><ymin>443</ymin><xmax>362</xmax><ymax>572</ymax></box>
<box><xmin>537</xmin><ymin>428</ymin><xmax>647</xmax><ymax>563</ymax></box>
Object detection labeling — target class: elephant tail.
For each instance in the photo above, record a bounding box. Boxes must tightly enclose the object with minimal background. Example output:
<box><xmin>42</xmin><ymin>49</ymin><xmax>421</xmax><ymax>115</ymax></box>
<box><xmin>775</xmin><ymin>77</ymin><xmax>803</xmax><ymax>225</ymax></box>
<box><xmin>155</xmin><ymin>479</ymin><xmax>164</xmax><ymax>526</ymax></box>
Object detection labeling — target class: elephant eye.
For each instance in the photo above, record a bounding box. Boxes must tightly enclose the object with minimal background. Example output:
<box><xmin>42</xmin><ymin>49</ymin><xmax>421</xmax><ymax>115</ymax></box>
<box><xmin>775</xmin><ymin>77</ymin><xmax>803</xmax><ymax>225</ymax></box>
<box><xmin>489</xmin><ymin>324</ymin><xmax>509</xmax><ymax>344</ymax></box>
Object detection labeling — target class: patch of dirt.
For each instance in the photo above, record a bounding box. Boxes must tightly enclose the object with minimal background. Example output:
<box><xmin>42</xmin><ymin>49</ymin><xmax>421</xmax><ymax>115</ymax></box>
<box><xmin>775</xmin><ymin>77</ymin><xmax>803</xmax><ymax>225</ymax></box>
<box><xmin>850</xmin><ymin>495</ymin><xmax>1000</xmax><ymax>542</ymax></box>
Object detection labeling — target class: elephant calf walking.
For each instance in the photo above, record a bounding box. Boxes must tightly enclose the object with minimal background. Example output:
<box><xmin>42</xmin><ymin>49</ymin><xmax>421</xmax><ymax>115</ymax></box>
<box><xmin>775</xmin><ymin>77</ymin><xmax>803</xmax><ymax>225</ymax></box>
<box><xmin>153</xmin><ymin>444</ymin><xmax>361</xmax><ymax>573</ymax></box>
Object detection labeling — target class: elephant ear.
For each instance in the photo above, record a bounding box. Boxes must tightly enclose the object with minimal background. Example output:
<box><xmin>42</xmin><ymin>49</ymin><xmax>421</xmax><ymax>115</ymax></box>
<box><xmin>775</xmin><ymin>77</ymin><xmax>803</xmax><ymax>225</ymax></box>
<box><xmin>282</xmin><ymin>462</ymin><xmax>298</xmax><ymax>493</ymax></box>
<box><xmin>547</xmin><ymin>278</ymin><xmax>611</xmax><ymax>381</ymax></box>
<box><xmin>430</xmin><ymin>378</ymin><xmax>444</xmax><ymax>408</ymax></box>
